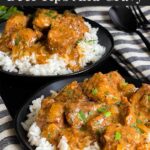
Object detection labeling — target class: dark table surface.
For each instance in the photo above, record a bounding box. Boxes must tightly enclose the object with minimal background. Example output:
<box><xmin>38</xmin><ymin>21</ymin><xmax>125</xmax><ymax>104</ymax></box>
<box><xmin>0</xmin><ymin>56</ymin><xmax>130</xmax><ymax>118</ymax></box>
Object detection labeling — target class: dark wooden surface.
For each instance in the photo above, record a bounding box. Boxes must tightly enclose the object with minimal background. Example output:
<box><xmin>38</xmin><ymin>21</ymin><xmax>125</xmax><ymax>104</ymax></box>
<box><xmin>0</xmin><ymin>57</ymin><xmax>130</xmax><ymax>118</ymax></box>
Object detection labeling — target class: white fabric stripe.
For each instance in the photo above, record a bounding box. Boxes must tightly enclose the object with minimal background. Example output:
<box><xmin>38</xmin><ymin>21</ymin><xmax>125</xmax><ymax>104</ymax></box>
<box><xmin>3</xmin><ymin>144</ymin><xmax>22</xmax><ymax>150</ymax></box>
<box><xmin>141</xmin><ymin>6</ymin><xmax>150</xmax><ymax>12</ymax></box>
<box><xmin>115</xmin><ymin>43</ymin><xmax>146</xmax><ymax>50</ymax></box>
<box><xmin>0</xmin><ymin>129</ymin><xmax>16</xmax><ymax>141</ymax></box>
<box><xmin>98</xmin><ymin>22</ymin><xmax>114</xmax><ymax>28</ymax></box>
<box><xmin>132</xmin><ymin>61</ymin><xmax>150</xmax><ymax>67</ymax></box>
<box><xmin>86</xmin><ymin>15</ymin><xmax>110</xmax><ymax>20</ymax></box>
<box><xmin>110</xmin><ymin>30</ymin><xmax>124</xmax><ymax>33</ymax></box>
<box><xmin>123</xmin><ymin>52</ymin><xmax>150</xmax><ymax>59</ymax></box>
<box><xmin>144</xmin><ymin>14</ymin><xmax>150</xmax><ymax>20</ymax></box>
<box><xmin>0</xmin><ymin>104</ymin><xmax>7</xmax><ymax>112</ymax></box>
<box><xmin>75</xmin><ymin>7</ymin><xmax>110</xmax><ymax>13</ymax></box>
<box><xmin>113</xmin><ymin>34</ymin><xmax>150</xmax><ymax>41</ymax></box>
<box><xmin>0</xmin><ymin>116</ymin><xmax>12</xmax><ymax>126</ymax></box>
<box><xmin>142</xmin><ymin>70</ymin><xmax>150</xmax><ymax>77</ymax></box>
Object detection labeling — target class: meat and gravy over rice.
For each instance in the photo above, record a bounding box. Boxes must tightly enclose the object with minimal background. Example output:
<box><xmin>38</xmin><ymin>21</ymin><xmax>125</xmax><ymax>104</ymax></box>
<box><xmin>0</xmin><ymin>9</ymin><xmax>105</xmax><ymax>75</ymax></box>
<box><xmin>22</xmin><ymin>71</ymin><xmax>150</xmax><ymax>149</ymax></box>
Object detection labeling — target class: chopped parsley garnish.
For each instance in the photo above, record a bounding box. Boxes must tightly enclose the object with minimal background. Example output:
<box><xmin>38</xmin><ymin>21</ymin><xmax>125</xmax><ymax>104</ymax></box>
<box><xmin>66</xmin><ymin>90</ymin><xmax>73</xmax><ymax>96</ymax></box>
<box><xmin>76</xmin><ymin>39</ymin><xmax>82</xmax><ymax>44</ymax></box>
<box><xmin>108</xmin><ymin>74</ymin><xmax>112</xmax><ymax>78</ymax></box>
<box><xmin>0</xmin><ymin>6</ymin><xmax>22</xmax><ymax>20</ymax></box>
<box><xmin>45</xmin><ymin>10</ymin><xmax>57</xmax><ymax>18</ymax></box>
<box><xmin>15</xmin><ymin>36</ymin><xmax>21</xmax><ymax>46</ymax></box>
<box><xmin>85</xmin><ymin>40</ymin><xmax>96</xmax><ymax>44</ymax></box>
<box><xmin>104</xmin><ymin>111</ymin><xmax>111</xmax><ymax>117</ymax></box>
<box><xmin>121</xmin><ymin>82</ymin><xmax>128</xmax><ymax>87</ymax></box>
<box><xmin>97</xmin><ymin>106</ymin><xmax>107</xmax><ymax>113</ymax></box>
<box><xmin>114</xmin><ymin>131</ymin><xmax>122</xmax><ymax>141</ymax></box>
<box><xmin>78</xmin><ymin>110</ymin><xmax>86</xmax><ymax>122</ymax></box>
<box><xmin>47</xmin><ymin>133</ymin><xmax>51</xmax><ymax>139</ymax></box>
<box><xmin>97</xmin><ymin>106</ymin><xmax>111</xmax><ymax>118</ymax></box>
<box><xmin>88</xmin><ymin>111</ymin><xmax>93</xmax><ymax>116</ymax></box>
<box><xmin>131</xmin><ymin>122</ymin><xmax>144</xmax><ymax>134</ymax></box>
<box><xmin>136</xmin><ymin>119</ymin><xmax>142</xmax><ymax>124</ymax></box>
<box><xmin>0</xmin><ymin>6</ymin><xmax>7</xmax><ymax>16</ymax></box>
<box><xmin>148</xmin><ymin>95</ymin><xmax>150</xmax><ymax>101</ymax></box>
<box><xmin>92</xmin><ymin>88</ymin><xmax>98</xmax><ymax>95</ymax></box>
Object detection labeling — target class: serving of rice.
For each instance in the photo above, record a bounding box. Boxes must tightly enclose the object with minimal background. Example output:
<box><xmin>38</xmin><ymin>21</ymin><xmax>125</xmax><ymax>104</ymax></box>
<box><xmin>21</xmin><ymin>93</ymin><xmax>100</xmax><ymax>150</ymax></box>
<box><xmin>0</xmin><ymin>22</ymin><xmax>105</xmax><ymax>76</ymax></box>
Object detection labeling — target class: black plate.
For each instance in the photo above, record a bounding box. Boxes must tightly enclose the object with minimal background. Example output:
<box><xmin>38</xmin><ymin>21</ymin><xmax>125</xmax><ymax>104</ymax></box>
<box><xmin>15</xmin><ymin>75</ymin><xmax>142</xmax><ymax>149</ymax></box>
<box><xmin>0</xmin><ymin>12</ymin><xmax>114</xmax><ymax>78</ymax></box>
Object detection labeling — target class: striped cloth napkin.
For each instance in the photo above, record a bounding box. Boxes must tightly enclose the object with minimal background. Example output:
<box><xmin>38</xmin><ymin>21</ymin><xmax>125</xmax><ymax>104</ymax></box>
<box><xmin>75</xmin><ymin>6</ymin><xmax>150</xmax><ymax>81</ymax></box>
<box><xmin>0</xmin><ymin>97</ymin><xmax>21</xmax><ymax>150</ymax></box>
<box><xmin>0</xmin><ymin>6</ymin><xmax>150</xmax><ymax>150</ymax></box>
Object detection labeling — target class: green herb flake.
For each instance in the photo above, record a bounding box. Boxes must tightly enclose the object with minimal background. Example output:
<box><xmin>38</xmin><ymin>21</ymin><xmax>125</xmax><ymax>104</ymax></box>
<box><xmin>108</xmin><ymin>74</ymin><xmax>112</xmax><ymax>78</ymax></box>
<box><xmin>0</xmin><ymin>6</ymin><xmax>7</xmax><ymax>16</ymax></box>
<box><xmin>85</xmin><ymin>40</ymin><xmax>96</xmax><ymax>44</ymax></box>
<box><xmin>78</xmin><ymin>110</ymin><xmax>86</xmax><ymax>122</ymax></box>
<box><xmin>131</xmin><ymin>123</ymin><xmax>136</xmax><ymax>128</ymax></box>
<box><xmin>114</xmin><ymin>131</ymin><xmax>122</xmax><ymax>141</ymax></box>
<box><xmin>97</xmin><ymin>107</ymin><xmax>107</xmax><ymax>113</ymax></box>
<box><xmin>0</xmin><ymin>6</ymin><xmax>22</xmax><ymax>20</ymax></box>
<box><xmin>88</xmin><ymin>111</ymin><xmax>93</xmax><ymax>116</ymax></box>
<box><xmin>136</xmin><ymin>128</ymin><xmax>144</xmax><ymax>134</ymax></box>
<box><xmin>131</xmin><ymin>123</ymin><xmax>144</xmax><ymax>134</ymax></box>
<box><xmin>15</xmin><ymin>36</ymin><xmax>20</xmax><ymax>46</ymax></box>
<box><xmin>45</xmin><ymin>10</ymin><xmax>57</xmax><ymax>18</ymax></box>
<box><xmin>104</xmin><ymin>111</ymin><xmax>111</xmax><ymax>117</ymax></box>
<box><xmin>47</xmin><ymin>133</ymin><xmax>51</xmax><ymax>139</ymax></box>
<box><xmin>92</xmin><ymin>88</ymin><xmax>98</xmax><ymax>96</ymax></box>
<box><xmin>66</xmin><ymin>90</ymin><xmax>73</xmax><ymax>96</ymax></box>
<box><xmin>76</xmin><ymin>39</ymin><xmax>82</xmax><ymax>44</ymax></box>
<box><xmin>122</xmin><ymin>82</ymin><xmax>128</xmax><ymax>87</ymax></box>
<box><xmin>113</xmin><ymin>96</ymin><xmax>118</xmax><ymax>100</ymax></box>
<box><xmin>148</xmin><ymin>95</ymin><xmax>150</xmax><ymax>101</ymax></box>
<box><xmin>136</xmin><ymin>119</ymin><xmax>142</xmax><ymax>124</ymax></box>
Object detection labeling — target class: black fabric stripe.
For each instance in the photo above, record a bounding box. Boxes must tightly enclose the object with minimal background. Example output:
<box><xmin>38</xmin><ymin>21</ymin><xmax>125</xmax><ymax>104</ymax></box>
<box><xmin>114</xmin><ymin>39</ymin><xmax>145</xmax><ymax>45</ymax></box>
<box><xmin>0</xmin><ymin>121</ymin><xmax>14</xmax><ymax>132</ymax></box>
<box><xmin>136</xmin><ymin>65</ymin><xmax>150</xmax><ymax>71</ymax></box>
<box><xmin>0</xmin><ymin>110</ymin><xmax>9</xmax><ymax>119</ymax></box>
<box><xmin>127</xmin><ymin>56</ymin><xmax>150</xmax><ymax>62</ymax></box>
<box><xmin>112</xmin><ymin>32</ymin><xmax>133</xmax><ymax>36</ymax></box>
<box><xmin>0</xmin><ymin>136</ymin><xmax>20</xmax><ymax>150</ymax></box>
<box><xmin>114</xmin><ymin>47</ymin><xmax>148</xmax><ymax>54</ymax></box>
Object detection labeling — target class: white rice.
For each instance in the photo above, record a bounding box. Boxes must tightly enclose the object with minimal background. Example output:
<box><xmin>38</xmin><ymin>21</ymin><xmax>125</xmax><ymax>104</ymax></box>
<box><xmin>22</xmin><ymin>94</ymin><xmax>101</xmax><ymax>150</ymax></box>
<box><xmin>0</xmin><ymin>22</ymin><xmax>105</xmax><ymax>76</ymax></box>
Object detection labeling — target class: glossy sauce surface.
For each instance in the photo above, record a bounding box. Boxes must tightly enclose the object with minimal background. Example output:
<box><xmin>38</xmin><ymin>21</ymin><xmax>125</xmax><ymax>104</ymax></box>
<box><xmin>0</xmin><ymin>9</ymin><xmax>88</xmax><ymax>71</ymax></box>
<box><xmin>36</xmin><ymin>71</ymin><xmax>150</xmax><ymax>149</ymax></box>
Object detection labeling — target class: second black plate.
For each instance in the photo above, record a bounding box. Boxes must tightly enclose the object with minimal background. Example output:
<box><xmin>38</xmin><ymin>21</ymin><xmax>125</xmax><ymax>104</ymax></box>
<box><xmin>15</xmin><ymin>75</ymin><xmax>142</xmax><ymax>149</ymax></box>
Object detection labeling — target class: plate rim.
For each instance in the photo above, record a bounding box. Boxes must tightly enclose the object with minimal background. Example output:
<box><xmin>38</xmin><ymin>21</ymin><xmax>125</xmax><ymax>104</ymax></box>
<box><xmin>14</xmin><ymin>74</ymin><xmax>143</xmax><ymax>149</ymax></box>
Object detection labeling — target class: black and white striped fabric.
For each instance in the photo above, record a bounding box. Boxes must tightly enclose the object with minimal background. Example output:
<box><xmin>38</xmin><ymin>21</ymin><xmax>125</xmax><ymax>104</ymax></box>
<box><xmin>0</xmin><ymin>97</ymin><xmax>21</xmax><ymax>150</ymax></box>
<box><xmin>0</xmin><ymin>6</ymin><xmax>150</xmax><ymax>150</ymax></box>
<box><xmin>75</xmin><ymin>6</ymin><xmax>150</xmax><ymax>81</ymax></box>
